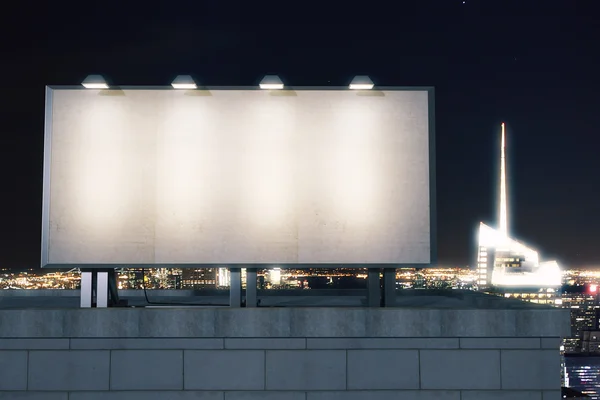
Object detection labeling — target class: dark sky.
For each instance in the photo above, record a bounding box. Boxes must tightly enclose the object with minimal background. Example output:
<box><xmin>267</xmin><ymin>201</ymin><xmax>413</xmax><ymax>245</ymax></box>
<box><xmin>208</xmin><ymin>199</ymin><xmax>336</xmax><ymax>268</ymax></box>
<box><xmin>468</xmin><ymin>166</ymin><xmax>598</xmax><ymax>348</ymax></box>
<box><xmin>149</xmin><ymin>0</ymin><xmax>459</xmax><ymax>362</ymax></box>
<box><xmin>0</xmin><ymin>0</ymin><xmax>598</xmax><ymax>268</ymax></box>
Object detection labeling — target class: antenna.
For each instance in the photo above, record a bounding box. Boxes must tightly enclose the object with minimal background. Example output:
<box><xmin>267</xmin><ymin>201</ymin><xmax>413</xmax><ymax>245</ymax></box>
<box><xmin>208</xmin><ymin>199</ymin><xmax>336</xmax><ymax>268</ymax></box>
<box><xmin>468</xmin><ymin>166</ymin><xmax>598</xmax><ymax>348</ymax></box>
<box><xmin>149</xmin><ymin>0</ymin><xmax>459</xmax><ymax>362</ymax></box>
<box><xmin>499</xmin><ymin>122</ymin><xmax>508</xmax><ymax>235</ymax></box>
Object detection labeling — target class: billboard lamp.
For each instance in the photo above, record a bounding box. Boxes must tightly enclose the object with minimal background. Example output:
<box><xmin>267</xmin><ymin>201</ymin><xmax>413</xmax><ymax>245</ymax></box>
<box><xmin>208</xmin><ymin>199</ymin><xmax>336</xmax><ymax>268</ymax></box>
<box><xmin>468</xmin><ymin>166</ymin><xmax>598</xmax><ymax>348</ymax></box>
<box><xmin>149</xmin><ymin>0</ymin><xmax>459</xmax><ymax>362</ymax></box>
<box><xmin>259</xmin><ymin>75</ymin><xmax>284</xmax><ymax>90</ymax></box>
<box><xmin>171</xmin><ymin>75</ymin><xmax>197</xmax><ymax>89</ymax></box>
<box><xmin>349</xmin><ymin>75</ymin><xmax>374</xmax><ymax>90</ymax></box>
<box><xmin>81</xmin><ymin>75</ymin><xmax>109</xmax><ymax>89</ymax></box>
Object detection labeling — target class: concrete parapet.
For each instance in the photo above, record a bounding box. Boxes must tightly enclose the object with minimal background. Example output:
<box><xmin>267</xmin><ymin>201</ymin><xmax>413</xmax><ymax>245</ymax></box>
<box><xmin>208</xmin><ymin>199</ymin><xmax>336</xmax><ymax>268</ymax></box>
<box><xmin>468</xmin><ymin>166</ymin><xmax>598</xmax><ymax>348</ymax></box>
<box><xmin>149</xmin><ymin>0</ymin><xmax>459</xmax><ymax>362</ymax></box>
<box><xmin>0</xmin><ymin>308</ymin><xmax>570</xmax><ymax>338</ymax></box>
<box><xmin>0</xmin><ymin>299</ymin><xmax>568</xmax><ymax>399</ymax></box>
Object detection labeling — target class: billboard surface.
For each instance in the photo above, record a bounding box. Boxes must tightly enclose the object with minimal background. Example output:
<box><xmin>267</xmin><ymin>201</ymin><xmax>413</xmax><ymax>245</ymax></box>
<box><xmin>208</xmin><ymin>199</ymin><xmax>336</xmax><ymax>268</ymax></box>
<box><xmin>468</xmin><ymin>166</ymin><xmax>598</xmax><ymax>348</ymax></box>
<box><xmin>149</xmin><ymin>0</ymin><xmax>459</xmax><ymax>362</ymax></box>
<box><xmin>42</xmin><ymin>87</ymin><xmax>435</xmax><ymax>267</ymax></box>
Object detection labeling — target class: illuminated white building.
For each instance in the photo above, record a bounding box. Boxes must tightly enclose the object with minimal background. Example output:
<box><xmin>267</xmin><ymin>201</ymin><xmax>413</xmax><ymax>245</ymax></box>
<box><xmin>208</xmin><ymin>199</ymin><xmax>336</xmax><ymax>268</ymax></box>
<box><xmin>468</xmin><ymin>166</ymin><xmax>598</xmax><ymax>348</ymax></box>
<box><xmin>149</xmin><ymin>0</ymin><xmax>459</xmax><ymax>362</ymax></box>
<box><xmin>268</xmin><ymin>268</ymin><xmax>282</xmax><ymax>286</ymax></box>
<box><xmin>476</xmin><ymin>123</ymin><xmax>561</xmax><ymax>288</ymax></box>
<box><xmin>217</xmin><ymin>267</ymin><xmax>230</xmax><ymax>288</ymax></box>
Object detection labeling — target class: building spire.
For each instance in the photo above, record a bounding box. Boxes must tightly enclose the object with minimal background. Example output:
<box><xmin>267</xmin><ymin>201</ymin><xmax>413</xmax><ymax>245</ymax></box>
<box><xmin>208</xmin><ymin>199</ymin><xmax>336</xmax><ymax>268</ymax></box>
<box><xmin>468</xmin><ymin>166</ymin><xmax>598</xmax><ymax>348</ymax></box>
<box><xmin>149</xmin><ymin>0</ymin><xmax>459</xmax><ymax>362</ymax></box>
<box><xmin>499</xmin><ymin>122</ymin><xmax>508</xmax><ymax>235</ymax></box>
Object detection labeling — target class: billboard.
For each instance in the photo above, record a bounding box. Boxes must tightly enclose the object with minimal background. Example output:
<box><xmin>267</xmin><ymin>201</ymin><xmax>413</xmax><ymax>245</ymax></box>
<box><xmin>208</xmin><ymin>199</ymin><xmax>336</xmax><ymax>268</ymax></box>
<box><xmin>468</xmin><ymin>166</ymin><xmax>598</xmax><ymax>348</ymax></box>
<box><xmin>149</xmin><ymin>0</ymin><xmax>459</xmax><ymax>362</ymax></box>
<box><xmin>42</xmin><ymin>87</ymin><xmax>435</xmax><ymax>268</ymax></box>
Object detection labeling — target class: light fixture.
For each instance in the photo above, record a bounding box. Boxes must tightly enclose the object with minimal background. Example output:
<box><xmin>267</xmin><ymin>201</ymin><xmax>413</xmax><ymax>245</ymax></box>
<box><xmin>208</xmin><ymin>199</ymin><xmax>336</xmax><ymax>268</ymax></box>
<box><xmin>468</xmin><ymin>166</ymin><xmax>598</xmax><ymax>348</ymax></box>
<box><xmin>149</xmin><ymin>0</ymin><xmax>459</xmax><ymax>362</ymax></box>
<box><xmin>82</xmin><ymin>75</ymin><xmax>109</xmax><ymax>89</ymax></box>
<box><xmin>171</xmin><ymin>75</ymin><xmax>197</xmax><ymax>89</ymax></box>
<box><xmin>259</xmin><ymin>75</ymin><xmax>284</xmax><ymax>90</ymax></box>
<box><xmin>349</xmin><ymin>75</ymin><xmax>374</xmax><ymax>90</ymax></box>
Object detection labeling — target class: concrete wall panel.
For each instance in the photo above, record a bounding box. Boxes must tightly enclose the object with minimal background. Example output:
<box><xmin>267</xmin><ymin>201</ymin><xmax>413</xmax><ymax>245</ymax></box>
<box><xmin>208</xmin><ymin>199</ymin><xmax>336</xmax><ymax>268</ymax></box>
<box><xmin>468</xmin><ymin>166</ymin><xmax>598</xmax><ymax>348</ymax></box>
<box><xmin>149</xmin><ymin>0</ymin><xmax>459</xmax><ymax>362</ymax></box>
<box><xmin>542</xmin><ymin>390</ymin><xmax>561</xmax><ymax>400</ymax></box>
<box><xmin>307</xmin><ymin>391</ymin><xmax>461</xmax><ymax>400</ymax></box>
<box><xmin>460</xmin><ymin>338</ymin><xmax>540</xmax><ymax>349</ymax></box>
<box><xmin>540</xmin><ymin>338</ymin><xmax>561</xmax><ymax>349</ymax></box>
<box><xmin>71</xmin><ymin>338</ymin><xmax>223</xmax><ymax>350</ymax></box>
<box><xmin>0</xmin><ymin>393</ymin><xmax>68</xmax><ymax>400</ymax></box>
<box><xmin>347</xmin><ymin>349</ymin><xmax>420</xmax><ymax>389</ymax></box>
<box><xmin>308</xmin><ymin>338</ymin><xmax>458</xmax><ymax>349</ymax></box>
<box><xmin>110</xmin><ymin>350</ymin><xmax>183</xmax><ymax>390</ymax></box>
<box><xmin>266</xmin><ymin>350</ymin><xmax>346</xmax><ymax>390</ymax></box>
<box><xmin>461</xmin><ymin>391</ymin><xmax>542</xmax><ymax>400</ymax></box>
<box><xmin>420</xmin><ymin>350</ymin><xmax>501</xmax><ymax>390</ymax></box>
<box><xmin>28</xmin><ymin>350</ymin><xmax>109</xmax><ymax>391</ymax></box>
<box><xmin>225</xmin><ymin>392</ymin><xmax>305</xmax><ymax>400</ymax></box>
<box><xmin>501</xmin><ymin>350</ymin><xmax>560</xmax><ymax>390</ymax></box>
<box><xmin>69</xmin><ymin>392</ymin><xmax>224</xmax><ymax>400</ymax></box>
<box><xmin>224</xmin><ymin>338</ymin><xmax>305</xmax><ymax>349</ymax></box>
<box><xmin>215</xmin><ymin>309</ymin><xmax>291</xmax><ymax>337</ymax></box>
<box><xmin>0</xmin><ymin>350</ymin><xmax>28</xmax><ymax>390</ymax></box>
<box><xmin>184</xmin><ymin>350</ymin><xmax>264</xmax><ymax>390</ymax></box>
<box><xmin>0</xmin><ymin>339</ymin><xmax>69</xmax><ymax>350</ymax></box>
<box><xmin>138</xmin><ymin>309</ymin><xmax>217</xmax><ymax>337</ymax></box>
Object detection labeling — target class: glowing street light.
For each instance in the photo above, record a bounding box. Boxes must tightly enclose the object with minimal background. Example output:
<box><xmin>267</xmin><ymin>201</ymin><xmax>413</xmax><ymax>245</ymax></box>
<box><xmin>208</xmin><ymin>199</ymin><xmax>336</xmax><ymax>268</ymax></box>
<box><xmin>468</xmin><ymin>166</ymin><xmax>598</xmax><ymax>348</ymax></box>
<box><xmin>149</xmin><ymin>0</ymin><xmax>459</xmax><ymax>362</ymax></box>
<box><xmin>349</xmin><ymin>75</ymin><xmax>374</xmax><ymax>90</ymax></box>
<box><xmin>259</xmin><ymin>75</ymin><xmax>284</xmax><ymax>90</ymax></box>
<box><xmin>81</xmin><ymin>75</ymin><xmax>109</xmax><ymax>89</ymax></box>
<box><xmin>171</xmin><ymin>75</ymin><xmax>197</xmax><ymax>89</ymax></box>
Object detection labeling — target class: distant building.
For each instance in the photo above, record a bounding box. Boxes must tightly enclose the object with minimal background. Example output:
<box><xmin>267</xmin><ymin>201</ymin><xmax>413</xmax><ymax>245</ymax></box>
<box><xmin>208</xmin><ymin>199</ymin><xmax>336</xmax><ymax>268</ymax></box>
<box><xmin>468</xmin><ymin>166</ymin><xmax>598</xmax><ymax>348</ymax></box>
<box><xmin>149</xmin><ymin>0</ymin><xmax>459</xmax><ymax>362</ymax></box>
<box><xmin>582</xmin><ymin>331</ymin><xmax>600</xmax><ymax>354</ymax></box>
<box><xmin>562</xmin><ymin>285</ymin><xmax>600</xmax><ymax>353</ymax></box>
<box><xmin>217</xmin><ymin>268</ymin><xmax>230</xmax><ymax>288</ymax></box>
<box><xmin>476</xmin><ymin>123</ymin><xmax>561</xmax><ymax>289</ymax></box>
<box><xmin>489</xmin><ymin>286</ymin><xmax>559</xmax><ymax>306</ymax></box>
<box><xmin>181</xmin><ymin>269</ymin><xmax>217</xmax><ymax>289</ymax></box>
<box><xmin>564</xmin><ymin>354</ymin><xmax>600</xmax><ymax>399</ymax></box>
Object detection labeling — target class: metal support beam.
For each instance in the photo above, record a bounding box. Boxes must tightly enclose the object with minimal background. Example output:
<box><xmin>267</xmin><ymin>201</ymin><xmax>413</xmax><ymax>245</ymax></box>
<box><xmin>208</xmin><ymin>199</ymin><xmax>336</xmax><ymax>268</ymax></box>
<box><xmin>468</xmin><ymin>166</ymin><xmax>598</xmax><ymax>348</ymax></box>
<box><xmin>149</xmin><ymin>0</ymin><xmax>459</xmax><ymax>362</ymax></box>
<box><xmin>96</xmin><ymin>271</ymin><xmax>109</xmax><ymax>308</ymax></box>
<box><xmin>367</xmin><ymin>269</ymin><xmax>381</xmax><ymax>307</ymax></box>
<box><xmin>246</xmin><ymin>268</ymin><xmax>258</xmax><ymax>307</ymax></box>
<box><xmin>80</xmin><ymin>269</ymin><xmax>112</xmax><ymax>308</ymax></box>
<box><xmin>382</xmin><ymin>268</ymin><xmax>396</xmax><ymax>307</ymax></box>
<box><xmin>80</xmin><ymin>271</ymin><xmax>93</xmax><ymax>308</ymax></box>
<box><xmin>229</xmin><ymin>268</ymin><xmax>242</xmax><ymax>307</ymax></box>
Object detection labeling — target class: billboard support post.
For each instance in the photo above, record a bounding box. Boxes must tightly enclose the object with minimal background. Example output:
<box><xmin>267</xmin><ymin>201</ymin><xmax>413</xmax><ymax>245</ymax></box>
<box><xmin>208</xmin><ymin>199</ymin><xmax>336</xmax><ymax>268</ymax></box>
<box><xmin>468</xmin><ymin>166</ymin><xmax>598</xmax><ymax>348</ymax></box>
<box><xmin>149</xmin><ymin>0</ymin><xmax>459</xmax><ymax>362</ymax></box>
<box><xmin>246</xmin><ymin>268</ymin><xmax>258</xmax><ymax>307</ymax></box>
<box><xmin>80</xmin><ymin>269</ymin><xmax>110</xmax><ymax>308</ymax></box>
<box><xmin>230</xmin><ymin>268</ymin><xmax>242</xmax><ymax>307</ymax></box>
<box><xmin>382</xmin><ymin>269</ymin><xmax>396</xmax><ymax>307</ymax></box>
<box><xmin>367</xmin><ymin>270</ymin><xmax>381</xmax><ymax>307</ymax></box>
<box><xmin>80</xmin><ymin>271</ymin><xmax>92</xmax><ymax>308</ymax></box>
<box><xmin>96</xmin><ymin>271</ymin><xmax>109</xmax><ymax>307</ymax></box>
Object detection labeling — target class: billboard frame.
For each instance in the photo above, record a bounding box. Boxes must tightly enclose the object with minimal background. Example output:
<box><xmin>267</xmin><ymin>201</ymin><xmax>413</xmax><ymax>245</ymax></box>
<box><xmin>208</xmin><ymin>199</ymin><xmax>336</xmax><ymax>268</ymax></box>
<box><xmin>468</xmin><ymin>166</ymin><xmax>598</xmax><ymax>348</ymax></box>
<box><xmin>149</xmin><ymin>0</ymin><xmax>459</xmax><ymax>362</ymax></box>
<box><xmin>41</xmin><ymin>85</ymin><xmax>436</xmax><ymax>268</ymax></box>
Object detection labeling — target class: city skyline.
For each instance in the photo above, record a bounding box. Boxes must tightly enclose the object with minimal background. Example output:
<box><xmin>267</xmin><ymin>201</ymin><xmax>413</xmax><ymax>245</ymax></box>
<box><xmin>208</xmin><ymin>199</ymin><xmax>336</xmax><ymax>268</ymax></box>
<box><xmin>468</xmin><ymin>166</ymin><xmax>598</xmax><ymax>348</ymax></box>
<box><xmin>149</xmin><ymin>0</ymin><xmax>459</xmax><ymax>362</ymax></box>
<box><xmin>1</xmin><ymin>1</ymin><xmax>597</xmax><ymax>268</ymax></box>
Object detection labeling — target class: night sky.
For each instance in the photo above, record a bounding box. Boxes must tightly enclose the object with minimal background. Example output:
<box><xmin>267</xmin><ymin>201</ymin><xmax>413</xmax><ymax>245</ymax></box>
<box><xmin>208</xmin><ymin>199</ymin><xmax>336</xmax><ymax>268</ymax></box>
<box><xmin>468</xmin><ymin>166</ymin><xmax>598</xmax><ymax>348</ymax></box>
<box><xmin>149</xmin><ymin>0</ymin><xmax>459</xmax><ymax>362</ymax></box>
<box><xmin>1</xmin><ymin>1</ymin><xmax>598</xmax><ymax>268</ymax></box>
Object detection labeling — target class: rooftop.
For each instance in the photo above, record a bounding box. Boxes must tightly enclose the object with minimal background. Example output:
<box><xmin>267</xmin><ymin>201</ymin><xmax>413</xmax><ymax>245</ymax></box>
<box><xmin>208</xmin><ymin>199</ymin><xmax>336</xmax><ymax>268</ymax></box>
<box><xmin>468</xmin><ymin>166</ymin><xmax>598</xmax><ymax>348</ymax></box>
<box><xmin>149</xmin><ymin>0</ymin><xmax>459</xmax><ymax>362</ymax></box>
<box><xmin>0</xmin><ymin>288</ymin><xmax>555</xmax><ymax>309</ymax></box>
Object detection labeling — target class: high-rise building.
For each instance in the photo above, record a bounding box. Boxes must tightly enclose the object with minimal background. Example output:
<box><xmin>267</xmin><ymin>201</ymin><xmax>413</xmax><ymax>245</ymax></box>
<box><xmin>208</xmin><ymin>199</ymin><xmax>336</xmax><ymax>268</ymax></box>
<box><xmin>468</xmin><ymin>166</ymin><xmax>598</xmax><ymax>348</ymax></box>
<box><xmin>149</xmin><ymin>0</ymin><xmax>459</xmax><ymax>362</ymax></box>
<box><xmin>476</xmin><ymin>123</ymin><xmax>561</xmax><ymax>289</ymax></box>
<box><xmin>564</xmin><ymin>355</ymin><xmax>600</xmax><ymax>399</ymax></box>
<box><xmin>562</xmin><ymin>285</ymin><xmax>600</xmax><ymax>353</ymax></box>
<box><xmin>582</xmin><ymin>331</ymin><xmax>600</xmax><ymax>354</ymax></box>
<box><xmin>217</xmin><ymin>268</ymin><xmax>230</xmax><ymax>288</ymax></box>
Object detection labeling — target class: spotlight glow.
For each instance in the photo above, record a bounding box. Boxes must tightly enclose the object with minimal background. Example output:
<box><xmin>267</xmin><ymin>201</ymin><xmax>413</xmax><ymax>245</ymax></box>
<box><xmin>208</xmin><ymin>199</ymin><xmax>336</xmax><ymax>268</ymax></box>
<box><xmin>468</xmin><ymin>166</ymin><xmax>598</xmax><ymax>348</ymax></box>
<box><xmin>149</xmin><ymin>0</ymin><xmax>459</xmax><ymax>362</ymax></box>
<box><xmin>349</xmin><ymin>75</ymin><xmax>374</xmax><ymax>90</ymax></box>
<box><xmin>82</xmin><ymin>83</ymin><xmax>109</xmax><ymax>89</ymax></box>
<box><xmin>81</xmin><ymin>75</ymin><xmax>109</xmax><ymax>89</ymax></box>
<box><xmin>349</xmin><ymin>84</ymin><xmax>374</xmax><ymax>90</ymax></box>
<box><xmin>171</xmin><ymin>75</ymin><xmax>197</xmax><ymax>90</ymax></box>
<box><xmin>259</xmin><ymin>75</ymin><xmax>284</xmax><ymax>90</ymax></box>
<box><xmin>172</xmin><ymin>83</ymin><xmax>197</xmax><ymax>89</ymax></box>
<box><xmin>259</xmin><ymin>83</ymin><xmax>284</xmax><ymax>90</ymax></box>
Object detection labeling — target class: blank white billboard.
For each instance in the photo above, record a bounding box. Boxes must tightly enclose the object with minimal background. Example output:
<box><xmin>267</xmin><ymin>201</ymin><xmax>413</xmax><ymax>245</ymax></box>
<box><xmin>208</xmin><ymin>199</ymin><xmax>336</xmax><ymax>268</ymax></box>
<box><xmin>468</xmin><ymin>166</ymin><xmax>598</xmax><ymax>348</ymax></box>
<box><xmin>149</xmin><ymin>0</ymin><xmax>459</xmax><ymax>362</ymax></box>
<box><xmin>42</xmin><ymin>87</ymin><xmax>435</xmax><ymax>267</ymax></box>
